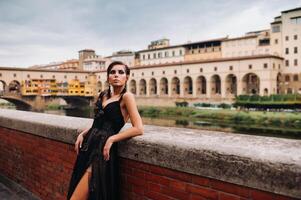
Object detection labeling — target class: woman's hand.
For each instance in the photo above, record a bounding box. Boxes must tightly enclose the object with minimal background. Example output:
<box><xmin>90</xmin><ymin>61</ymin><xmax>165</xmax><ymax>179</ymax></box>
<box><xmin>103</xmin><ymin>137</ymin><xmax>114</xmax><ymax>161</ymax></box>
<box><xmin>74</xmin><ymin>133</ymin><xmax>84</xmax><ymax>155</ymax></box>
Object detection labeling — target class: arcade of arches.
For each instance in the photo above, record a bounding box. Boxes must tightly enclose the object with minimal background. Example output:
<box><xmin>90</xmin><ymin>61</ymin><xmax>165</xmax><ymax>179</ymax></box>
<box><xmin>95</xmin><ymin>73</ymin><xmax>280</xmax><ymax>100</ymax></box>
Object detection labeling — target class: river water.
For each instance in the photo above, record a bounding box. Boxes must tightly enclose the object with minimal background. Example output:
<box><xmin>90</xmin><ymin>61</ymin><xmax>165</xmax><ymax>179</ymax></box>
<box><xmin>2</xmin><ymin>105</ymin><xmax>301</xmax><ymax>140</ymax></box>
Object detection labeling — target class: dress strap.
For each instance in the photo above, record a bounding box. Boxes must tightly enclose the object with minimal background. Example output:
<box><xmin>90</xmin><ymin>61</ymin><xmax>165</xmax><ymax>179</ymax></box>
<box><xmin>118</xmin><ymin>92</ymin><xmax>125</xmax><ymax>102</ymax></box>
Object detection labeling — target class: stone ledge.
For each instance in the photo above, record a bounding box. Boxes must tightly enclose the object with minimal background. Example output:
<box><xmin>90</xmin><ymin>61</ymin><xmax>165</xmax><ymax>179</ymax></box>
<box><xmin>0</xmin><ymin>108</ymin><xmax>300</xmax><ymax>198</ymax></box>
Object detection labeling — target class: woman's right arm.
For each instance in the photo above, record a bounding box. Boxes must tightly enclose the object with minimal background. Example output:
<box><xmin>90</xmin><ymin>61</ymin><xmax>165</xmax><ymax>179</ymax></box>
<box><xmin>74</xmin><ymin>127</ymin><xmax>90</xmax><ymax>154</ymax></box>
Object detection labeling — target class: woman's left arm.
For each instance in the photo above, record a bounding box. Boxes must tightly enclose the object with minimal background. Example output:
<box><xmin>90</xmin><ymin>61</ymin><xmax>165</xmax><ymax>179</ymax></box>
<box><xmin>103</xmin><ymin>92</ymin><xmax>144</xmax><ymax>160</ymax></box>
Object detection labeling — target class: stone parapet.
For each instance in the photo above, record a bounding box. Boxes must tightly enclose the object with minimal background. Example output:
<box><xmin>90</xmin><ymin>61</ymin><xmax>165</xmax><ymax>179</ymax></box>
<box><xmin>0</xmin><ymin>108</ymin><xmax>300</xmax><ymax>199</ymax></box>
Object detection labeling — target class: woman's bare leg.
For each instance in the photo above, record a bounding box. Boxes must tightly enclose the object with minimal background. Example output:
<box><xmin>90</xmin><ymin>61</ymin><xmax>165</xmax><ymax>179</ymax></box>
<box><xmin>70</xmin><ymin>165</ymin><xmax>92</xmax><ymax>200</ymax></box>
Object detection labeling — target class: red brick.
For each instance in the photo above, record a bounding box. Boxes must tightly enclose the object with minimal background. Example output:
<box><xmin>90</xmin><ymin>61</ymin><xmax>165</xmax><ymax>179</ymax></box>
<box><xmin>145</xmin><ymin>172</ymin><xmax>170</xmax><ymax>186</ymax></box>
<box><xmin>191</xmin><ymin>174</ymin><xmax>210</xmax><ymax>187</ymax></box>
<box><xmin>149</xmin><ymin>165</ymin><xmax>192</xmax><ymax>182</ymax></box>
<box><xmin>210</xmin><ymin>179</ymin><xmax>250</xmax><ymax>198</ymax></box>
<box><xmin>161</xmin><ymin>186</ymin><xmax>190</xmax><ymax>200</ymax></box>
<box><xmin>186</xmin><ymin>184</ymin><xmax>218</xmax><ymax>200</ymax></box>
<box><xmin>190</xmin><ymin>194</ymin><xmax>208</xmax><ymax>200</ymax></box>
<box><xmin>144</xmin><ymin>190</ymin><xmax>174</xmax><ymax>200</ymax></box>
<box><xmin>147</xmin><ymin>182</ymin><xmax>161</xmax><ymax>193</ymax></box>
<box><xmin>250</xmin><ymin>189</ymin><xmax>275</xmax><ymax>200</ymax></box>
<box><xmin>127</xmin><ymin>175</ymin><xmax>146</xmax><ymax>186</ymax></box>
<box><xmin>132</xmin><ymin>185</ymin><xmax>145</xmax><ymax>196</ymax></box>
<box><xmin>219</xmin><ymin>192</ymin><xmax>241</xmax><ymax>200</ymax></box>
<box><xmin>169</xmin><ymin>179</ymin><xmax>187</xmax><ymax>191</ymax></box>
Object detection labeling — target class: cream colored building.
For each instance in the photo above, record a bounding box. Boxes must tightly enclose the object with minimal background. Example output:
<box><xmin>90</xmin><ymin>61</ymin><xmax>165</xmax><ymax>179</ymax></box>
<box><xmin>270</xmin><ymin>7</ymin><xmax>301</xmax><ymax>94</ymax></box>
<box><xmin>83</xmin><ymin>55</ymin><xmax>108</xmax><ymax>71</ymax></box>
<box><xmin>106</xmin><ymin>50</ymin><xmax>135</xmax><ymax>67</ymax></box>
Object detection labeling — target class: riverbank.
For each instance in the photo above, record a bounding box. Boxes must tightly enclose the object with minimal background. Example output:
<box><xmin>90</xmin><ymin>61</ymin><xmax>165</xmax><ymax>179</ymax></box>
<box><xmin>138</xmin><ymin>106</ymin><xmax>301</xmax><ymax>133</ymax></box>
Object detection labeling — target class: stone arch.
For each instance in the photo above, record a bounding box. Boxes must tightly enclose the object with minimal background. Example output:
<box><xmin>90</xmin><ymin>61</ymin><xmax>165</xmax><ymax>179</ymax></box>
<box><xmin>171</xmin><ymin>77</ymin><xmax>180</xmax><ymax>95</ymax></box>
<box><xmin>242</xmin><ymin>73</ymin><xmax>260</xmax><ymax>95</ymax></box>
<box><xmin>0</xmin><ymin>80</ymin><xmax>7</xmax><ymax>93</ymax></box>
<box><xmin>225</xmin><ymin>74</ymin><xmax>237</xmax><ymax>95</ymax></box>
<box><xmin>183</xmin><ymin>76</ymin><xmax>193</xmax><ymax>95</ymax></box>
<box><xmin>149</xmin><ymin>78</ymin><xmax>157</xmax><ymax>95</ymax></box>
<box><xmin>276</xmin><ymin>73</ymin><xmax>281</xmax><ymax>94</ymax></box>
<box><xmin>139</xmin><ymin>79</ymin><xmax>147</xmax><ymax>95</ymax></box>
<box><xmin>264</xmin><ymin>88</ymin><xmax>268</xmax><ymax>95</ymax></box>
<box><xmin>210</xmin><ymin>75</ymin><xmax>221</xmax><ymax>95</ymax></box>
<box><xmin>104</xmin><ymin>81</ymin><xmax>109</xmax><ymax>90</ymax></box>
<box><xmin>97</xmin><ymin>81</ymin><xmax>102</xmax><ymax>93</ymax></box>
<box><xmin>196</xmin><ymin>76</ymin><xmax>206</xmax><ymax>95</ymax></box>
<box><xmin>8</xmin><ymin>80</ymin><xmax>21</xmax><ymax>93</ymax></box>
<box><xmin>129</xmin><ymin>80</ymin><xmax>136</xmax><ymax>94</ymax></box>
<box><xmin>160</xmin><ymin>78</ymin><xmax>168</xmax><ymax>95</ymax></box>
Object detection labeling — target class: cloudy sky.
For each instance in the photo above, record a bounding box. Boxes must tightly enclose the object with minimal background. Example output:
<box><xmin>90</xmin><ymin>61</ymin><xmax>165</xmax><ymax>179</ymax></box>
<box><xmin>0</xmin><ymin>0</ymin><xmax>300</xmax><ymax>68</ymax></box>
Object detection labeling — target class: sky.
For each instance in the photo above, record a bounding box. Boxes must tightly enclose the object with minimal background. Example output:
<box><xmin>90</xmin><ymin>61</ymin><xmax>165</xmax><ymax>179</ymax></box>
<box><xmin>0</xmin><ymin>0</ymin><xmax>300</xmax><ymax>68</ymax></box>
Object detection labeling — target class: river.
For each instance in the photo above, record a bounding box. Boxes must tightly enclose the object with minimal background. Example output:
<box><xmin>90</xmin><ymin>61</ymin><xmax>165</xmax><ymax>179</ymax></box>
<box><xmin>2</xmin><ymin>105</ymin><xmax>300</xmax><ymax>140</ymax></box>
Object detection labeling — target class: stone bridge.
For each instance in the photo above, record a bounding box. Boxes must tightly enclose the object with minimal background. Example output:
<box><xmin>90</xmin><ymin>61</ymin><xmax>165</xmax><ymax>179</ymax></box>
<box><xmin>0</xmin><ymin>90</ymin><xmax>94</xmax><ymax>111</ymax></box>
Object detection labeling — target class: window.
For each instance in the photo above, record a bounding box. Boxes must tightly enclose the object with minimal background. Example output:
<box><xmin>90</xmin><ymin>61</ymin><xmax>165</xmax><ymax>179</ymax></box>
<box><xmin>172</xmin><ymin>51</ymin><xmax>175</xmax><ymax>56</ymax></box>
<box><xmin>285</xmin><ymin>60</ymin><xmax>289</xmax><ymax>67</ymax></box>
<box><xmin>294</xmin><ymin>74</ymin><xmax>299</xmax><ymax>81</ymax></box>
<box><xmin>229</xmin><ymin>66</ymin><xmax>233</xmax><ymax>70</ymax></box>
<box><xmin>285</xmin><ymin>48</ymin><xmax>289</xmax><ymax>54</ymax></box>
<box><xmin>40</xmin><ymin>74</ymin><xmax>43</xmax><ymax>78</ymax></box>
<box><xmin>294</xmin><ymin>35</ymin><xmax>298</xmax><ymax>40</ymax></box>
<box><xmin>64</xmin><ymin>75</ymin><xmax>67</xmax><ymax>79</ymax></box>
<box><xmin>158</xmin><ymin>52</ymin><xmax>162</xmax><ymax>58</ymax></box>
<box><xmin>214</xmin><ymin>67</ymin><xmax>217</xmax><ymax>71</ymax></box>
<box><xmin>275</xmin><ymin>39</ymin><xmax>278</xmax><ymax>44</ymax></box>
<box><xmin>53</xmin><ymin>75</ymin><xmax>55</xmax><ymax>79</ymax></box>
<box><xmin>14</xmin><ymin>73</ymin><xmax>16</xmax><ymax>77</ymax></box>
<box><xmin>165</xmin><ymin>51</ymin><xmax>168</xmax><ymax>57</ymax></box>
<box><xmin>200</xmin><ymin>68</ymin><xmax>203</xmax><ymax>72</ymax></box>
<box><xmin>153</xmin><ymin>53</ymin><xmax>156</xmax><ymax>59</ymax></box>
<box><xmin>285</xmin><ymin>36</ymin><xmax>289</xmax><ymax>41</ymax></box>
<box><xmin>187</xmin><ymin>69</ymin><xmax>189</xmax><ymax>73</ymax></box>
<box><xmin>294</xmin><ymin>59</ymin><xmax>298</xmax><ymax>66</ymax></box>
<box><xmin>179</xmin><ymin>50</ymin><xmax>183</xmax><ymax>55</ymax></box>
<box><xmin>174</xmin><ymin>70</ymin><xmax>177</xmax><ymax>74</ymax></box>
<box><xmin>263</xmin><ymin>63</ymin><xmax>268</xmax><ymax>69</ymax></box>
<box><xmin>294</xmin><ymin>47</ymin><xmax>298</xmax><ymax>54</ymax></box>
<box><xmin>152</xmin><ymin>71</ymin><xmax>154</xmax><ymax>75</ymax></box>
<box><xmin>142</xmin><ymin>55</ymin><xmax>145</xmax><ymax>60</ymax></box>
<box><xmin>249</xmin><ymin>64</ymin><xmax>252</xmax><ymax>69</ymax></box>
<box><xmin>285</xmin><ymin>75</ymin><xmax>290</xmax><ymax>82</ymax></box>
<box><xmin>27</xmin><ymin>74</ymin><xmax>30</xmax><ymax>78</ymax></box>
<box><xmin>272</xmin><ymin>25</ymin><xmax>280</xmax><ymax>33</ymax></box>
<box><xmin>290</xmin><ymin>17</ymin><xmax>301</xmax><ymax>24</ymax></box>
<box><xmin>162</xmin><ymin>71</ymin><xmax>165</xmax><ymax>75</ymax></box>
<box><xmin>132</xmin><ymin>73</ymin><xmax>134</xmax><ymax>77</ymax></box>
<box><xmin>142</xmin><ymin>72</ymin><xmax>144</xmax><ymax>76</ymax></box>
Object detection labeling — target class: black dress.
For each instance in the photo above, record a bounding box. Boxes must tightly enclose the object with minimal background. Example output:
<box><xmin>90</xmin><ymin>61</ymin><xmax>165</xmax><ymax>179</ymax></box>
<box><xmin>67</xmin><ymin>91</ymin><xmax>126</xmax><ymax>200</ymax></box>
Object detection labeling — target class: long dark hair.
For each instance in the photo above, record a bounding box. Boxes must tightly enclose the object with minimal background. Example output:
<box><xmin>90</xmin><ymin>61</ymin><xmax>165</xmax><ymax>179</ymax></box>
<box><xmin>106</xmin><ymin>61</ymin><xmax>130</xmax><ymax>99</ymax></box>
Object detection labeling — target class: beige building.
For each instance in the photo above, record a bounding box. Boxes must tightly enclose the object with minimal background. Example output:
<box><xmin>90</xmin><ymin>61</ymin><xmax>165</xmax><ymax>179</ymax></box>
<box><xmin>83</xmin><ymin>55</ymin><xmax>108</xmax><ymax>71</ymax></box>
<box><xmin>138</xmin><ymin>39</ymin><xmax>185</xmax><ymax>66</ymax></box>
<box><xmin>270</xmin><ymin>8</ymin><xmax>301</xmax><ymax>94</ymax></box>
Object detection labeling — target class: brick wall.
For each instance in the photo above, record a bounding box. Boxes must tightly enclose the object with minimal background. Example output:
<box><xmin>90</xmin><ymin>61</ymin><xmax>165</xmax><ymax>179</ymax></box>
<box><xmin>0</xmin><ymin>127</ymin><xmax>299</xmax><ymax>200</ymax></box>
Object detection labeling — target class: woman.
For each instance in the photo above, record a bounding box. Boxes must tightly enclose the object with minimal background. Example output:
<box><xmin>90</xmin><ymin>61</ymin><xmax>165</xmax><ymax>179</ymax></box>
<box><xmin>67</xmin><ymin>61</ymin><xmax>144</xmax><ymax>200</ymax></box>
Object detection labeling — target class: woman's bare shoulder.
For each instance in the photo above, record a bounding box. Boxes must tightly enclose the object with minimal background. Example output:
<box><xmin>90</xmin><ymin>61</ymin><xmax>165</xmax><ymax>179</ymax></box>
<box><xmin>123</xmin><ymin>92</ymin><xmax>135</xmax><ymax>99</ymax></box>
